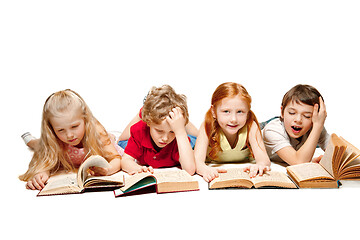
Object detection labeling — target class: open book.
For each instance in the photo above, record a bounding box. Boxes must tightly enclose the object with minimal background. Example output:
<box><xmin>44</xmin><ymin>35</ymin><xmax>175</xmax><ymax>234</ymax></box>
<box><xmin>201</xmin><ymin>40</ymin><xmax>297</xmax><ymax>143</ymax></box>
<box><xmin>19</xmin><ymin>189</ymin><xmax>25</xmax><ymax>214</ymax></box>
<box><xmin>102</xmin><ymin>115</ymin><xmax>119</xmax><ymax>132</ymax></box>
<box><xmin>38</xmin><ymin>155</ymin><xmax>124</xmax><ymax>196</ymax></box>
<box><xmin>209</xmin><ymin>168</ymin><xmax>297</xmax><ymax>189</ymax></box>
<box><xmin>114</xmin><ymin>169</ymin><xmax>199</xmax><ymax>197</ymax></box>
<box><xmin>286</xmin><ymin>134</ymin><xmax>360</xmax><ymax>188</ymax></box>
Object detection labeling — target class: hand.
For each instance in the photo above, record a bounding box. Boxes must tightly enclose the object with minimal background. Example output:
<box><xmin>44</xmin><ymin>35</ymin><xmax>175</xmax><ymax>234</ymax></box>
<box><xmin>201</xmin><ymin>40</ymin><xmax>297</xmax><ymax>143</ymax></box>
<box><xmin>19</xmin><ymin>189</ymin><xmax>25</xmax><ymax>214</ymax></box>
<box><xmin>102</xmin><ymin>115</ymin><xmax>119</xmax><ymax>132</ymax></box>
<box><xmin>128</xmin><ymin>165</ymin><xmax>154</xmax><ymax>175</ymax></box>
<box><xmin>88</xmin><ymin>166</ymin><xmax>109</xmax><ymax>176</ymax></box>
<box><xmin>312</xmin><ymin>97</ymin><xmax>327</xmax><ymax>129</ymax></box>
<box><xmin>198</xmin><ymin>165</ymin><xmax>227</xmax><ymax>182</ymax></box>
<box><xmin>311</xmin><ymin>155</ymin><xmax>323</xmax><ymax>163</ymax></box>
<box><xmin>243</xmin><ymin>164</ymin><xmax>271</xmax><ymax>178</ymax></box>
<box><xmin>26</xmin><ymin>171</ymin><xmax>50</xmax><ymax>190</ymax></box>
<box><xmin>166</xmin><ymin>107</ymin><xmax>186</xmax><ymax>135</ymax></box>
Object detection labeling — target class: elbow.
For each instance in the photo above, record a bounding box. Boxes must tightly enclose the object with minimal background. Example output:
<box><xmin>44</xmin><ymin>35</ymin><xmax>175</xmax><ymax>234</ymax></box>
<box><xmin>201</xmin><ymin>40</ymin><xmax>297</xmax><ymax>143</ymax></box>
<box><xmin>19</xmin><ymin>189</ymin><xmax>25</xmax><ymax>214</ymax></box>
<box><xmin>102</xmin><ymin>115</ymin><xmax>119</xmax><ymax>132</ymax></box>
<box><xmin>183</xmin><ymin>165</ymin><xmax>196</xmax><ymax>176</ymax></box>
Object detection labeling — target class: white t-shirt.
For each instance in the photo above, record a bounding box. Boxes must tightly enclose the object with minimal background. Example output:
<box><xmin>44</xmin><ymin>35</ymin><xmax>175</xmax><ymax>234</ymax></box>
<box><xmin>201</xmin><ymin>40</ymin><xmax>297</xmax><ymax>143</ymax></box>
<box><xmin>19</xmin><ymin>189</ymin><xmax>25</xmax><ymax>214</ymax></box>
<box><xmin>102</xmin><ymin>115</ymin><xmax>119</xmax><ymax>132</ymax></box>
<box><xmin>262</xmin><ymin>118</ymin><xmax>330</xmax><ymax>163</ymax></box>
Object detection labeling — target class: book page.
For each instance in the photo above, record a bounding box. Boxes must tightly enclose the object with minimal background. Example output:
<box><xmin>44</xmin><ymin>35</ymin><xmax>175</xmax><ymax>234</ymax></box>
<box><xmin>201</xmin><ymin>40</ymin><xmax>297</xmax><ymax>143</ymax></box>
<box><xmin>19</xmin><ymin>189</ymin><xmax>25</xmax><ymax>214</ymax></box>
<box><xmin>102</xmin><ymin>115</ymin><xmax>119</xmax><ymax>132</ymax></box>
<box><xmin>339</xmin><ymin>150</ymin><xmax>360</xmax><ymax>172</ymax></box>
<box><xmin>154</xmin><ymin>169</ymin><xmax>199</xmax><ymax>193</ymax></box>
<box><xmin>120</xmin><ymin>172</ymin><xmax>154</xmax><ymax>192</ymax></box>
<box><xmin>286</xmin><ymin>163</ymin><xmax>334</xmax><ymax>182</ymax></box>
<box><xmin>320</xmin><ymin>134</ymin><xmax>336</xmax><ymax>177</ymax></box>
<box><xmin>209</xmin><ymin>168</ymin><xmax>253</xmax><ymax>189</ymax></box>
<box><xmin>77</xmin><ymin>155</ymin><xmax>111</xmax><ymax>188</ymax></box>
<box><xmin>215</xmin><ymin>168</ymin><xmax>251</xmax><ymax>181</ymax></box>
<box><xmin>154</xmin><ymin>170</ymin><xmax>195</xmax><ymax>184</ymax></box>
<box><xmin>336</xmin><ymin>136</ymin><xmax>360</xmax><ymax>179</ymax></box>
<box><xmin>38</xmin><ymin>172</ymin><xmax>81</xmax><ymax>196</ymax></box>
<box><xmin>83</xmin><ymin>171</ymin><xmax>125</xmax><ymax>188</ymax></box>
<box><xmin>251</xmin><ymin>171</ymin><xmax>297</xmax><ymax>188</ymax></box>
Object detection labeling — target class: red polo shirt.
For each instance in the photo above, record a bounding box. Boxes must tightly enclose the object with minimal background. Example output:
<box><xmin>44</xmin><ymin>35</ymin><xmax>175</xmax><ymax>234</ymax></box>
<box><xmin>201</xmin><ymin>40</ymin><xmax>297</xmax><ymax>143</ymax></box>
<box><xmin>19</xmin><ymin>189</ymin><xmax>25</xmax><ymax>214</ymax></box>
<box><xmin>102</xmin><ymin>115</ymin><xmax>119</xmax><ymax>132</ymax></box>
<box><xmin>124</xmin><ymin>121</ymin><xmax>181</xmax><ymax>168</ymax></box>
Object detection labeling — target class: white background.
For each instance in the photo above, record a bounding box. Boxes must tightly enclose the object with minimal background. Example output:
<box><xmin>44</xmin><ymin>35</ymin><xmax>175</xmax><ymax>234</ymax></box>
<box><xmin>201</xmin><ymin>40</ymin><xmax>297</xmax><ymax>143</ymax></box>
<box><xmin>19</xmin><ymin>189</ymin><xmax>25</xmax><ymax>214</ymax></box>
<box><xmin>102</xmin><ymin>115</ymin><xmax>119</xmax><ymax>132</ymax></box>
<box><xmin>1</xmin><ymin>1</ymin><xmax>360</xmax><ymax>239</ymax></box>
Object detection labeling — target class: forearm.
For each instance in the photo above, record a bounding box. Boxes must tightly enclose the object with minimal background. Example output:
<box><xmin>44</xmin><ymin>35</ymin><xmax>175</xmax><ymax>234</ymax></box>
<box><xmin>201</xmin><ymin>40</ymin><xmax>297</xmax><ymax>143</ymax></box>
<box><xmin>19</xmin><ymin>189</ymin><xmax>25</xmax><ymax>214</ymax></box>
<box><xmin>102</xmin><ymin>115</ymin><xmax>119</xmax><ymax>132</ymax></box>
<box><xmin>176</xmin><ymin>130</ymin><xmax>196</xmax><ymax>175</ymax></box>
<box><xmin>119</xmin><ymin>114</ymin><xmax>141</xmax><ymax>141</ymax></box>
<box><xmin>185</xmin><ymin>122</ymin><xmax>199</xmax><ymax>137</ymax></box>
<box><xmin>295</xmin><ymin>125</ymin><xmax>323</xmax><ymax>163</ymax></box>
<box><xmin>120</xmin><ymin>154</ymin><xmax>142</xmax><ymax>173</ymax></box>
<box><xmin>107</xmin><ymin>157</ymin><xmax>121</xmax><ymax>175</ymax></box>
<box><xmin>249</xmin><ymin>123</ymin><xmax>271</xmax><ymax>167</ymax></box>
<box><xmin>254</xmin><ymin>151</ymin><xmax>271</xmax><ymax>167</ymax></box>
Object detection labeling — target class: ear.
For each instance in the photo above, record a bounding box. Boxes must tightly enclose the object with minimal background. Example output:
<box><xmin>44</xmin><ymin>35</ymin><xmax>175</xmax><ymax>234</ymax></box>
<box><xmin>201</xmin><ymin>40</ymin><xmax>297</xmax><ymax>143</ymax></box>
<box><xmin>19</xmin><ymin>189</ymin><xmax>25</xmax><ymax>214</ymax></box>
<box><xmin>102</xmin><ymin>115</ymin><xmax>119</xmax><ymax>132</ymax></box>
<box><xmin>211</xmin><ymin>105</ymin><xmax>216</xmax><ymax>119</ymax></box>
<box><xmin>280</xmin><ymin>105</ymin><xmax>284</xmax><ymax>120</ymax></box>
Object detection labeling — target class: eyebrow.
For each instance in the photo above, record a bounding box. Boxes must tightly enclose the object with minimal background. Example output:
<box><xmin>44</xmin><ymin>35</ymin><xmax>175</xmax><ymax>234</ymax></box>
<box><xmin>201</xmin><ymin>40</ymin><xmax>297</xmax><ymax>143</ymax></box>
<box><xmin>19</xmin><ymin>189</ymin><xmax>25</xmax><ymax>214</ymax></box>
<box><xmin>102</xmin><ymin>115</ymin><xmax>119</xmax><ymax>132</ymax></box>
<box><xmin>288</xmin><ymin>108</ymin><xmax>312</xmax><ymax>114</ymax></box>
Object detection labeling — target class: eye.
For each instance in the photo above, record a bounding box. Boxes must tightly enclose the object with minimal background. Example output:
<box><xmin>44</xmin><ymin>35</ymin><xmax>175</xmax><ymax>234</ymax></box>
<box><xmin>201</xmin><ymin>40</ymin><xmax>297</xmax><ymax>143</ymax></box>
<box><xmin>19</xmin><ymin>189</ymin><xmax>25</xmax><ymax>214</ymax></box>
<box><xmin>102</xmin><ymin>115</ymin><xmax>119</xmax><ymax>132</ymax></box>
<box><xmin>57</xmin><ymin>129</ymin><xmax>64</xmax><ymax>133</ymax></box>
<box><xmin>304</xmin><ymin>115</ymin><xmax>311</xmax><ymax>119</ymax></box>
<box><xmin>288</xmin><ymin>111</ymin><xmax>295</xmax><ymax>115</ymax></box>
<box><xmin>72</xmin><ymin>124</ymin><xmax>79</xmax><ymax>129</ymax></box>
<box><xmin>237</xmin><ymin>110</ymin><xmax>243</xmax><ymax>114</ymax></box>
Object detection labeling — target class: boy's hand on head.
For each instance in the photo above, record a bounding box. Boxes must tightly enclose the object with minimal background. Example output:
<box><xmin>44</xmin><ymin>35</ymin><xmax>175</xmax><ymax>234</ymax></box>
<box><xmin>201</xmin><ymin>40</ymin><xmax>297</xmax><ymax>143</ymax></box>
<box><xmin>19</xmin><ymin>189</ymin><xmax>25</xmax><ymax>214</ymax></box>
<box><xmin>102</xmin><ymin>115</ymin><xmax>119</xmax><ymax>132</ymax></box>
<box><xmin>312</xmin><ymin>97</ymin><xmax>327</xmax><ymax>128</ymax></box>
<box><xmin>166</xmin><ymin>107</ymin><xmax>186</xmax><ymax>134</ymax></box>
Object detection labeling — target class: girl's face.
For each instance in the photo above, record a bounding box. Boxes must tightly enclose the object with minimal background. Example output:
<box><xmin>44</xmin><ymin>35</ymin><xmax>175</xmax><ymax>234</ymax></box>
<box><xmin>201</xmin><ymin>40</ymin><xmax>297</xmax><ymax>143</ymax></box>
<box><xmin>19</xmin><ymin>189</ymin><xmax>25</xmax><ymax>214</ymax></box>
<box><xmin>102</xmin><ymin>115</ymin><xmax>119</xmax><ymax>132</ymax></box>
<box><xmin>212</xmin><ymin>95</ymin><xmax>249</xmax><ymax>139</ymax></box>
<box><xmin>50</xmin><ymin>107</ymin><xmax>86</xmax><ymax>147</ymax></box>
<box><xmin>281</xmin><ymin>101</ymin><xmax>314</xmax><ymax>139</ymax></box>
<box><xmin>148</xmin><ymin>119</ymin><xmax>176</xmax><ymax>149</ymax></box>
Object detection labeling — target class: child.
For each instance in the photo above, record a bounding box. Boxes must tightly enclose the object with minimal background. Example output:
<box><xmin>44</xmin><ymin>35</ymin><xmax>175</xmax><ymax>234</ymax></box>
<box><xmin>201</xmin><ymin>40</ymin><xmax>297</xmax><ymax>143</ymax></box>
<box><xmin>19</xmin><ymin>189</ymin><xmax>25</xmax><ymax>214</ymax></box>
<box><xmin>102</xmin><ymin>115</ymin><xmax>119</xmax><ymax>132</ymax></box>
<box><xmin>117</xmin><ymin>92</ymin><xmax>198</xmax><ymax>149</ymax></box>
<box><xmin>120</xmin><ymin>85</ymin><xmax>196</xmax><ymax>175</ymax></box>
<box><xmin>262</xmin><ymin>84</ymin><xmax>329</xmax><ymax>165</ymax></box>
<box><xmin>195</xmin><ymin>82</ymin><xmax>271</xmax><ymax>182</ymax></box>
<box><xmin>19</xmin><ymin>89</ymin><xmax>122</xmax><ymax>190</ymax></box>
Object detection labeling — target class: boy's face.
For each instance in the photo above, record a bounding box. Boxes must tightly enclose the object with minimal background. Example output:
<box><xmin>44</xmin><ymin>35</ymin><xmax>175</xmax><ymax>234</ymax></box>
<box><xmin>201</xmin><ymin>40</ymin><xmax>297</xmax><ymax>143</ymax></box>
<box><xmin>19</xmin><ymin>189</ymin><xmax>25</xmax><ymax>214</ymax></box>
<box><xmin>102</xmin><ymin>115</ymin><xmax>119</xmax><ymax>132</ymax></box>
<box><xmin>148</xmin><ymin>119</ymin><xmax>176</xmax><ymax>149</ymax></box>
<box><xmin>281</xmin><ymin>101</ymin><xmax>314</xmax><ymax>139</ymax></box>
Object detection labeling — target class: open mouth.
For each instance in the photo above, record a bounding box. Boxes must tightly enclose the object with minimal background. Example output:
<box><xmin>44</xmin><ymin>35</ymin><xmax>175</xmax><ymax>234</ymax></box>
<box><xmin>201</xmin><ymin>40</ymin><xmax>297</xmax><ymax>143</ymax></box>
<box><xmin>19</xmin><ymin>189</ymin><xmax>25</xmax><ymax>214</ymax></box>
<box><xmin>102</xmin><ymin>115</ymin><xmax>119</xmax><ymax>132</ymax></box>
<box><xmin>291</xmin><ymin>126</ymin><xmax>302</xmax><ymax>133</ymax></box>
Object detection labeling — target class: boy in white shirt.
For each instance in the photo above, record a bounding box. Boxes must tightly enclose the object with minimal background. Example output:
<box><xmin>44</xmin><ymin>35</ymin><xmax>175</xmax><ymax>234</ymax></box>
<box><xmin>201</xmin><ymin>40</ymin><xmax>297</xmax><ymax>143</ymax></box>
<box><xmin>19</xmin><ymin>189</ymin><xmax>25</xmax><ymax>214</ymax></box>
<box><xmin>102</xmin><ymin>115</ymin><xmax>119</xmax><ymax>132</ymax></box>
<box><xmin>262</xmin><ymin>84</ymin><xmax>329</xmax><ymax>165</ymax></box>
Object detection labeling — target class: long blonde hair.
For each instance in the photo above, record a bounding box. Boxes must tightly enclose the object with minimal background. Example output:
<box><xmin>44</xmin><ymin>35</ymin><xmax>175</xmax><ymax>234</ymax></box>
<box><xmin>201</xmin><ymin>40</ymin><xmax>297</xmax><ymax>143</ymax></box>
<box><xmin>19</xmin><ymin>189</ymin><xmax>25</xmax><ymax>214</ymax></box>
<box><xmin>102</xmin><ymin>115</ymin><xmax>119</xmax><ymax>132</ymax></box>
<box><xmin>19</xmin><ymin>89</ymin><xmax>115</xmax><ymax>181</ymax></box>
<box><xmin>205</xmin><ymin>82</ymin><xmax>260</xmax><ymax>160</ymax></box>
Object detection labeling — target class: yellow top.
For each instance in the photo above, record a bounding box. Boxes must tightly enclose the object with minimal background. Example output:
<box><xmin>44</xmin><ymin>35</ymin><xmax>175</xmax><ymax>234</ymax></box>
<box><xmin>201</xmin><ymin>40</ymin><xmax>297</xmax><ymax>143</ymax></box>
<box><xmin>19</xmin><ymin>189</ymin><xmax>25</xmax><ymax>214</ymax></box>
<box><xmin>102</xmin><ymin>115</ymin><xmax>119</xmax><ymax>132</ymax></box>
<box><xmin>207</xmin><ymin>126</ymin><xmax>253</xmax><ymax>163</ymax></box>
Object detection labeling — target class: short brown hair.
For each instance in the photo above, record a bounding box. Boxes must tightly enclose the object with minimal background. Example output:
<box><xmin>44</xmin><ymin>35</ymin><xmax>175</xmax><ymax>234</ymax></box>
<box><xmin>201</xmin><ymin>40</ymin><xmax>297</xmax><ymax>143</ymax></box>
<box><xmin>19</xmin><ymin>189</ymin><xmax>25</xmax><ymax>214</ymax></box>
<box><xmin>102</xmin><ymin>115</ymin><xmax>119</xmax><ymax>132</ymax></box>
<box><xmin>142</xmin><ymin>85</ymin><xmax>189</xmax><ymax>125</ymax></box>
<box><xmin>281</xmin><ymin>84</ymin><xmax>323</xmax><ymax>120</ymax></box>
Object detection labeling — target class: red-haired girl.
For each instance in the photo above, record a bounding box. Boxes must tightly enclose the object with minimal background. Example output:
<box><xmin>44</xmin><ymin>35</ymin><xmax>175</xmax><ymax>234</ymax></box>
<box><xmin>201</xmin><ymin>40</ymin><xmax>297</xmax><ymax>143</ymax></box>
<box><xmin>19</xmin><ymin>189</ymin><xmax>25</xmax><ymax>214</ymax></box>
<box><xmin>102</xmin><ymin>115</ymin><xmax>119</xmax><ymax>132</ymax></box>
<box><xmin>194</xmin><ymin>82</ymin><xmax>270</xmax><ymax>182</ymax></box>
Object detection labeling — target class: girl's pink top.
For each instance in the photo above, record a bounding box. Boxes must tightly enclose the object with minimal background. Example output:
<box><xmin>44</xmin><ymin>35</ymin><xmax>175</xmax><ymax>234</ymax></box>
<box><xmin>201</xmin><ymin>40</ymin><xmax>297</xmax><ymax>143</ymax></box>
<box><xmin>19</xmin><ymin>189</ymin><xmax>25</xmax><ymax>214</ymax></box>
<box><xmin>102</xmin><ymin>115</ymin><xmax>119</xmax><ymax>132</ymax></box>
<box><xmin>65</xmin><ymin>136</ymin><xmax>124</xmax><ymax>168</ymax></box>
<box><xmin>66</xmin><ymin>144</ymin><xmax>87</xmax><ymax>168</ymax></box>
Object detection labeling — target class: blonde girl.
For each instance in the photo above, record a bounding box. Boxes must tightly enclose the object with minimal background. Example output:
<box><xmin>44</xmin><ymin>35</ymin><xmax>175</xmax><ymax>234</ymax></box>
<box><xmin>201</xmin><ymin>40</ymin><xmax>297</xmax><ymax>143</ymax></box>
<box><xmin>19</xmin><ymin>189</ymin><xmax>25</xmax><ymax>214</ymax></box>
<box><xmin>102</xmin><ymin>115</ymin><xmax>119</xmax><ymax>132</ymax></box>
<box><xmin>19</xmin><ymin>89</ymin><xmax>122</xmax><ymax>190</ymax></box>
<box><xmin>194</xmin><ymin>82</ymin><xmax>271</xmax><ymax>182</ymax></box>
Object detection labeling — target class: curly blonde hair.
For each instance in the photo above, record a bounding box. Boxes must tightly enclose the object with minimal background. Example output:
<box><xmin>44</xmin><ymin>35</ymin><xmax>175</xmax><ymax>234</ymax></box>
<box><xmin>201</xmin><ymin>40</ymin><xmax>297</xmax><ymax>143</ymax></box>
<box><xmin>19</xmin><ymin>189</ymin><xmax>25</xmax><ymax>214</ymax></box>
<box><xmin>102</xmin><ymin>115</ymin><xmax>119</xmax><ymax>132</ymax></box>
<box><xmin>142</xmin><ymin>85</ymin><xmax>189</xmax><ymax>125</ymax></box>
<box><xmin>19</xmin><ymin>89</ymin><xmax>116</xmax><ymax>182</ymax></box>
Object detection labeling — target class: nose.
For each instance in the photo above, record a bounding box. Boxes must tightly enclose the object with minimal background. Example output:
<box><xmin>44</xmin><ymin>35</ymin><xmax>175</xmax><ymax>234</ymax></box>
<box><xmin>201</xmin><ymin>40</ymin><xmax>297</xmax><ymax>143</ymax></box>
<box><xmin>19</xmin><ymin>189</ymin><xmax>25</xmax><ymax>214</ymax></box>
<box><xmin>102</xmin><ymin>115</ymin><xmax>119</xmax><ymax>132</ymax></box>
<box><xmin>161</xmin><ymin>133</ymin><xmax>169</xmax><ymax>143</ymax></box>
<box><xmin>66</xmin><ymin>130</ymin><xmax>74</xmax><ymax>139</ymax></box>
<box><xmin>230</xmin><ymin>112</ymin><xmax>237</xmax><ymax>122</ymax></box>
<box><xmin>294</xmin><ymin>114</ymin><xmax>302</xmax><ymax>123</ymax></box>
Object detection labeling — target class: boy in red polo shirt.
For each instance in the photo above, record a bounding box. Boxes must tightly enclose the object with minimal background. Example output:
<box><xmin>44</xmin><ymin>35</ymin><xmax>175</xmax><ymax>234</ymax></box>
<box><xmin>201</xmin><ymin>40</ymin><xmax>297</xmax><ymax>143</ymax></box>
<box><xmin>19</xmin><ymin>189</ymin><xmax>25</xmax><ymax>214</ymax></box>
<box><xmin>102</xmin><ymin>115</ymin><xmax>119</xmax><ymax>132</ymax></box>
<box><xmin>120</xmin><ymin>85</ymin><xmax>196</xmax><ymax>175</ymax></box>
